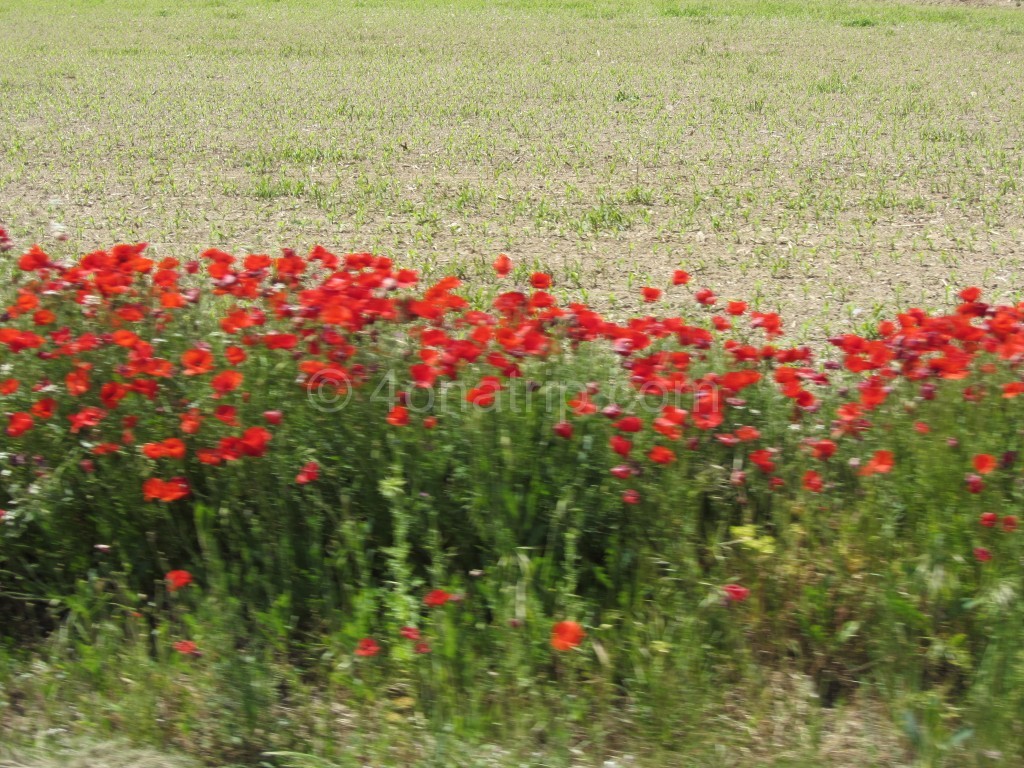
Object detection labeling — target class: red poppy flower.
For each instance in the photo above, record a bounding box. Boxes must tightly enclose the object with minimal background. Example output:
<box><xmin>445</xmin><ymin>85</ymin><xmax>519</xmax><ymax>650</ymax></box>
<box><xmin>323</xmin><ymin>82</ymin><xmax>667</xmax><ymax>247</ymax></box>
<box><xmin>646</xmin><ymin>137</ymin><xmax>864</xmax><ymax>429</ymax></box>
<box><xmin>973</xmin><ymin>454</ymin><xmax>996</xmax><ymax>475</ymax></box>
<box><xmin>414</xmin><ymin>641</ymin><xmax>431</xmax><ymax>654</ymax></box>
<box><xmin>622</xmin><ymin>489</ymin><xmax>641</xmax><ymax>504</ymax></box>
<box><xmin>965</xmin><ymin>474</ymin><xmax>985</xmax><ymax>494</ymax></box>
<box><xmin>386</xmin><ymin>405</ymin><xmax>409</xmax><ymax>426</ymax></box>
<box><xmin>210</xmin><ymin>370</ymin><xmax>243</xmax><ymax>395</ymax></box>
<box><xmin>1003</xmin><ymin>515</ymin><xmax>1018</xmax><ymax>532</ymax></box>
<box><xmin>181</xmin><ymin>348</ymin><xmax>214</xmax><ymax>376</ymax></box>
<box><xmin>614</xmin><ymin>416</ymin><xmax>643</xmax><ymax>433</ymax></box>
<box><xmin>750</xmin><ymin>449</ymin><xmax>776</xmax><ymax>474</ymax></box>
<box><xmin>225</xmin><ymin>345</ymin><xmax>247</xmax><ymax>365</ymax></box>
<box><xmin>648</xmin><ymin>445</ymin><xmax>676</xmax><ymax>464</ymax></box>
<box><xmin>31</xmin><ymin>398</ymin><xmax>56</xmax><ymax>419</ymax></box>
<box><xmin>551</xmin><ymin>620</ymin><xmax>585</xmax><ymax>651</ymax></box>
<box><xmin>530</xmin><ymin>272</ymin><xmax>552</xmax><ymax>289</ymax></box>
<box><xmin>694</xmin><ymin>288</ymin><xmax>716</xmax><ymax>306</ymax></box>
<box><xmin>233</xmin><ymin>426</ymin><xmax>269</xmax><ymax>457</ymax></box>
<box><xmin>263</xmin><ymin>410</ymin><xmax>283</xmax><ymax>425</ymax></box>
<box><xmin>959</xmin><ymin>286</ymin><xmax>981</xmax><ymax>302</ymax></box>
<box><xmin>493</xmin><ymin>254</ymin><xmax>512</xmax><ymax>277</ymax></box>
<box><xmin>355</xmin><ymin>638</ymin><xmax>380</xmax><ymax>657</ymax></box>
<box><xmin>214</xmin><ymin>405</ymin><xmax>239</xmax><ymax>426</ymax></box>
<box><xmin>980</xmin><ymin>512</ymin><xmax>998</xmax><ymax>528</ymax></box>
<box><xmin>68</xmin><ymin>406</ymin><xmax>106</xmax><ymax>434</ymax></box>
<box><xmin>0</xmin><ymin>379</ymin><xmax>19</xmax><ymax>396</ymax></box>
<box><xmin>735</xmin><ymin>426</ymin><xmax>760</xmax><ymax>442</ymax></box>
<box><xmin>143</xmin><ymin>477</ymin><xmax>191</xmax><ymax>502</ymax></box>
<box><xmin>424</xmin><ymin>589</ymin><xmax>452</xmax><ymax>608</ymax></box>
<box><xmin>641</xmin><ymin>287</ymin><xmax>662</xmax><ymax>303</ymax></box>
<box><xmin>809</xmin><ymin>439</ymin><xmax>836</xmax><ymax>460</ymax></box>
<box><xmin>172</xmin><ymin>640</ymin><xmax>200</xmax><ymax>656</ymax></box>
<box><xmin>609</xmin><ymin>435</ymin><xmax>632</xmax><ymax>457</ymax></box>
<box><xmin>802</xmin><ymin>470</ymin><xmax>823</xmax><ymax>493</ymax></box>
<box><xmin>142</xmin><ymin>438</ymin><xmax>186</xmax><ymax>460</ymax></box>
<box><xmin>553</xmin><ymin>421</ymin><xmax>573</xmax><ymax>439</ymax></box>
<box><xmin>6</xmin><ymin>412</ymin><xmax>34</xmax><ymax>437</ymax></box>
<box><xmin>166</xmin><ymin>570</ymin><xmax>193</xmax><ymax>592</ymax></box>
<box><xmin>296</xmin><ymin>461</ymin><xmax>319</xmax><ymax>484</ymax></box>
<box><xmin>726</xmin><ymin>301</ymin><xmax>747</xmax><ymax>316</ymax></box>
<box><xmin>913</xmin><ymin>421</ymin><xmax>930</xmax><ymax>434</ymax></box>
<box><xmin>400</xmin><ymin>626</ymin><xmax>421</xmax><ymax>641</ymax></box>
<box><xmin>859</xmin><ymin>450</ymin><xmax>894</xmax><ymax>477</ymax></box>
<box><xmin>672</xmin><ymin>269</ymin><xmax>690</xmax><ymax>285</ymax></box>
<box><xmin>974</xmin><ymin>547</ymin><xmax>992</xmax><ymax>563</ymax></box>
<box><xmin>723</xmin><ymin>584</ymin><xmax>750</xmax><ymax>603</ymax></box>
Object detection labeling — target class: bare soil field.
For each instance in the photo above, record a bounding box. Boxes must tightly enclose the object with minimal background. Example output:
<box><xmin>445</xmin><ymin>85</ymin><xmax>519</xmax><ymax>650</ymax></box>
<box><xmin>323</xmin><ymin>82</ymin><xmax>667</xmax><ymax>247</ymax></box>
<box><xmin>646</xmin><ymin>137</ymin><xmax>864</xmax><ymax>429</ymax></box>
<box><xmin>1</xmin><ymin>0</ymin><xmax>1023</xmax><ymax>340</ymax></box>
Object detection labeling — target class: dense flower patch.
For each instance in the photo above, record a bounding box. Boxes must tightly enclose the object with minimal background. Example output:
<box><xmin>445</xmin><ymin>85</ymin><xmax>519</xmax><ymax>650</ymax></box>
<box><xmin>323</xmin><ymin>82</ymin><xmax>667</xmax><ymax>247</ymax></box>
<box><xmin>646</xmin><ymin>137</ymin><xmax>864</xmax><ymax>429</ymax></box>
<box><xmin>2</xmin><ymin>242</ymin><xmax>1024</xmax><ymax>702</ymax></box>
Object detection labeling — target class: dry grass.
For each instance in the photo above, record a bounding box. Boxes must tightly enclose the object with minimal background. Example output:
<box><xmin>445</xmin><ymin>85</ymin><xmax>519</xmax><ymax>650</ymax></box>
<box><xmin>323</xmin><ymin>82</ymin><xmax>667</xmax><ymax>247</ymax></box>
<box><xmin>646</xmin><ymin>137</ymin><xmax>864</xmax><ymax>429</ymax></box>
<box><xmin>0</xmin><ymin>740</ymin><xmax>198</xmax><ymax>768</ymax></box>
<box><xmin>1</xmin><ymin>0</ymin><xmax>1023</xmax><ymax>339</ymax></box>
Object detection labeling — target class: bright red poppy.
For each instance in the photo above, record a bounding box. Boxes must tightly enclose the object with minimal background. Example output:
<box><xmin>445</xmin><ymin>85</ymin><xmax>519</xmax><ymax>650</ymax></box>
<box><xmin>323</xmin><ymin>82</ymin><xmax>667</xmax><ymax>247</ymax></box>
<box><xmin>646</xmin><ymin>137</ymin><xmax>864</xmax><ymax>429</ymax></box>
<box><xmin>355</xmin><ymin>638</ymin><xmax>380</xmax><ymax>657</ymax></box>
<box><xmin>172</xmin><ymin>640</ymin><xmax>200</xmax><ymax>656</ymax></box>
<box><xmin>166</xmin><ymin>570</ymin><xmax>193</xmax><ymax>592</ymax></box>
<box><xmin>973</xmin><ymin>454</ymin><xmax>996</xmax><ymax>475</ymax></box>
<box><xmin>296</xmin><ymin>461</ymin><xmax>319</xmax><ymax>484</ymax></box>
<box><xmin>802</xmin><ymin>470</ymin><xmax>823</xmax><ymax>493</ymax></box>
<box><xmin>493</xmin><ymin>254</ymin><xmax>512</xmax><ymax>277</ymax></box>
<box><xmin>530</xmin><ymin>272</ymin><xmax>552</xmax><ymax>289</ymax></box>
<box><xmin>6</xmin><ymin>412</ymin><xmax>33</xmax><ymax>437</ymax></box>
<box><xmin>553</xmin><ymin>421</ymin><xmax>573</xmax><ymax>439</ymax></box>
<box><xmin>859</xmin><ymin>450</ymin><xmax>894</xmax><ymax>477</ymax></box>
<box><xmin>723</xmin><ymin>584</ymin><xmax>750</xmax><ymax>603</ymax></box>
<box><xmin>648</xmin><ymin>445</ymin><xmax>676</xmax><ymax>464</ymax></box>
<box><xmin>424</xmin><ymin>589</ymin><xmax>452</xmax><ymax>608</ymax></box>
<box><xmin>551</xmin><ymin>620</ymin><xmax>585</xmax><ymax>651</ymax></box>
<box><xmin>641</xmin><ymin>287</ymin><xmax>662</xmax><ymax>303</ymax></box>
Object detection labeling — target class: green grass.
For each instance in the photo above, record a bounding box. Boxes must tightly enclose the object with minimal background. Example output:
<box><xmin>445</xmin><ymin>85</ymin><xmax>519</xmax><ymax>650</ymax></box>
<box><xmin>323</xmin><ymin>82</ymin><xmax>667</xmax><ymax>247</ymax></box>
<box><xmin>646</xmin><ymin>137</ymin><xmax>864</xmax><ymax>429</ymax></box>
<box><xmin>2</xmin><ymin>0</ymin><xmax>1024</xmax><ymax>336</ymax></box>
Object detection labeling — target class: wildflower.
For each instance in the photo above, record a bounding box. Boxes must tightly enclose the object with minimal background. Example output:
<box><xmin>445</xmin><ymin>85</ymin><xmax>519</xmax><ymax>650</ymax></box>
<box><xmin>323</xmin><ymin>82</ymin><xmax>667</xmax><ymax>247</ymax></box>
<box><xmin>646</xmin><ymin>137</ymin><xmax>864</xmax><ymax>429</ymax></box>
<box><xmin>424</xmin><ymin>589</ymin><xmax>452</xmax><ymax>608</ymax></box>
<box><xmin>622</xmin><ymin>489</ymin><xmax>641</xmax><ymax>504</ymax></box>
<box><xmin>723</xmin><ymin>584</ymin><xmax>750</xmax><ymax>603</ymax></box>
<box><xmin>414</xmin><ymin>641</ymin><xmax>431</xmax><ymax>654</ymax></box>
<box><xmin>530</xmin><ymin>272</ymin><xmax>552</xmax><ymax>289</ymax></box>
<box><xmin>400</xmin><ymin>626</ymin><xmax>421</xmax><ymax>641</ymax></box>
<box><xmin>974</xmin><ymin>547</ymin><xmax>992</xmax><ymax>563</ymax></box>
<box><xmin>802</xmin><ymin>470</ymin><xmax>823</xmax><ymax>493</ymax></box>
<box><xmin>386</xmin><ymin>405</ymin><xmax>409</xmax><ymax>427</ymax></box>
<box><xmin>166</xmin><ymin>570</ymin><xmax>193</xmax><ymax>592</ymax></box>
<box><xmin>648</xmin><ymin>445</ymin><xmax>675</xmax><ymax>464</ymax></box>
<box><xmin>610</xmin><ymin>435</ymin><xmax>632</xmax><ymax>457</ymax></box>
<box><xmin>143</xmin><ymin>477</ymin><xmax>191</xmax><ymax>502</ymax></box>
<box><xmin>172</xmin><ymin>640</ymin><xmax>200</xmax><ymax>656</ymax></box>
<box><xmin>6</xmin><ymin>412</ymin><xmax>33</xmax><ymax>437</ymax></box>
<box><xmin>1003</xmin><ymin>515</ymin><xmax>1018</xmax><ymax>532</ymax></box>
<box><xmin>980</xmin><ymin>512</ymin><xmax>998</xmax><ymax>528</ymax></box>
<box><xmin>973</xmin><ymin>454</ymin><xmax>996</xmax><ymax>475</ymax></box>
<box><xmin>859</xmin><ymin>450</ymin><xmax>894</xmax><ymax>477</ymax></box>
<box><xmin>296</xmin><ymin>461</ymin><xmax>319</xmax><ymax>484</ymax></box>
<box><xmin>641</xmin><ymin>287</ymin><xmax>662</xmax><ymax>303</ymax></box>
<box><xmin>263</xmin><ymin>410</ymin><xmax>283</xmax><ymax>425</ymax></box>
<box><xmin>553</xmin><ymin>421</ymin><xmax>573</xmax><ymax>439</ymax></box>
<box><xmin>493</xmin><ymin>254</ymin><xmax>512</xmax><ymax>277</ymax></box>
<box><xmin>355</xmin><ymin>638</ymin><xmax>380</xmax><ymax>657</ymax></box>
<box><xmin>965</xmin><ymin>474</ymin><xmax>985</xmax><ymax>494</ymax></box>
<box><xmin>551</xmin><ymin>620</ymin><xmax>585</xmax><ymax>651</ymax></box>
<box><xmin>672</xmin><ymin>269</ymin><xmax>690</xmax><ymax>285</ymax></box>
